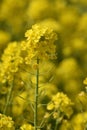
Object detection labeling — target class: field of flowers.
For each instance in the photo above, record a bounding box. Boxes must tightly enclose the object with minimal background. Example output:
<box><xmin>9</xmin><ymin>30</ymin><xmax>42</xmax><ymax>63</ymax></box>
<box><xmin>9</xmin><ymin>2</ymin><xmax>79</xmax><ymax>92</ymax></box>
<box><xmin>0</xmin><ymin>0</ymin><xmax>87</xmax><ymax>130</ymax></box>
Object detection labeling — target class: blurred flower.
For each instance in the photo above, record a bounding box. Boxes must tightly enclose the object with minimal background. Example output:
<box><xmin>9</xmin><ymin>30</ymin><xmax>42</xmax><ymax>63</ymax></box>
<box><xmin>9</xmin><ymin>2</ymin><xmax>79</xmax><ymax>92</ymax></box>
<box><xmin>71</xmin><ymin>112</ymin><xmax>87</xmax><ymax>130</ymax></box>
<box><xmin>59</xmin><ymin>119</ymin><xmax>72</xmax><ymax>130</ymax></box>
<box><xmin>47</xmin><ymin>92</ymin><xmax>73</xmax><ymax>118</ymax></box>
<box><xmin>0</xmin><ymin>113</ymin><xmax>15</xmax><ymax>130</ymax></box>
<box><xmin>0</xmin><ymin>31</ymin><xmax>11</xmax><ymax>56</ymax></box>
<box><xmin>12</xmin><ymin>92</ymin><xmax>27</xmax><ymax>116</ymax></box>
<box><xmin>20</xmin><ymin>123</ymin><xmax>34</xmax><ymax>130</ymax></box>
<box><xmin>83</xmin><ymin>78</ymin><xmax>87</xmax><ymax>85</ymax></box>
<box><xmin>77</xmin><ymin>13</ymin><xmax>87</xmax><ymax>34</ymax></box>
<box><xmin>60</xmin><ymin>8</ymin><xmax>78</xmax><ymax>27</ymax></box>
<box><xmin>75</xmin><ymin>91</ymin><xmax>87</xmax><ymax>112</ymax></box>
<box><xmin>27</xmin><ymin>0</ymin><xmax>51</xmax><ymax>21</ymax></box>
<box><xmin>56</xmin><ymin>58</ymin><xmax>81</xmax><ymax>80</ymax></box>
<box><xmin>0</xmin><ymin>31</ymin><xmax>10</xmax><ymax>46</ymax></box>
<box><xmin>0</xmin><ymin>42</ymin><xmax>23</xmax><ymax>83</ymax></box>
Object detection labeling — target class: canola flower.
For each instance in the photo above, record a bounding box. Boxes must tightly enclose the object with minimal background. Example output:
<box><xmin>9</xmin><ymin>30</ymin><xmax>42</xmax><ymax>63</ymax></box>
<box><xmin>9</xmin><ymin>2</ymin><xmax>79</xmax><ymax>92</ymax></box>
<box><xmin>21</xmin><ymin>24</ymin><xmax>57</xmax><ymax>64</ymax></box>
<box><xmin>83</xmin><ymin>77</ymin><xmax>87</xmax><ymax>85</ymax></box>
<box><xmin>76</xmin><ymin>91</ymin><xmax>87</xmax><ymax>112</ymax></box>
<box><xmin>20</xmin><ymin>123</ymin><xmax>34</xmax><ymax>130</ymax></box>
<box><xmin>47</xmin><ymin>92</ymin><xmax>74</xmax><ymax>118</ymax></box>
<box><xmin>20</xmin><ymin>123</ymin><xmax>41</xmax><ymax>130</ymax></box>
<box><xmin>71</xmin><ymin>112</ymin><xmax>87</xmax><ymax>130</ymax></box>
<box><xmin>0</xmin><ymin>113</ymin><xmax>15</xmax><ymax>130</ymax></box>
<box><xmin>59</xmin><ymin>119</ymin><xmax>72</xmax><ymax>130</ymax></box>
<box><xmin>0</xmin><ymin>42</ymin><xmax>23</xmax><ymax>83</ymax></box>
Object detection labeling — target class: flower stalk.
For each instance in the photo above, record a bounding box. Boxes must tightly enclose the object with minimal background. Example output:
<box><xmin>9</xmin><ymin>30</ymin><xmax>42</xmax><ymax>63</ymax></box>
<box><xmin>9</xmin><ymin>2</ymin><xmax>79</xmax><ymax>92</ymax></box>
<box><xmin>34</xmin><ymin>58</ymin><xmax>39</xmax><ymax>130</ymax></box>
<box><xmin>3</xmin><ymin>82</ymin><xmax>13</xmax><ymax>114</ymax></box>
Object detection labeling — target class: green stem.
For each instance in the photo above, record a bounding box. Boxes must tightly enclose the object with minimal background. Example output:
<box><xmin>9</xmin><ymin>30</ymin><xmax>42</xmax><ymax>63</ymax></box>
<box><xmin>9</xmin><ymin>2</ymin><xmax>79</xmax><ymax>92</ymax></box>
<box><xmin>34</xmin><ymin>59</ymin><xmax>39</xmax><ymax>130</ymax></box>
<box><xmin>55</xmin><ymin>118</ymin><xmax>61</xmax><ymax>130</ymax></box>
<box><xmin>3</xmin><ymin>82</ymin><xmax>13</xmax><ymax>114</ymax></box>
<box><xmin>54</xmin><ymin>120</ymin><xmax>58</xmax><ymax>130</ymax></box>
<box><xmin>54</xmin><ymin>112</ymin><xmax>63</xmax><ymax>130</ymax></box>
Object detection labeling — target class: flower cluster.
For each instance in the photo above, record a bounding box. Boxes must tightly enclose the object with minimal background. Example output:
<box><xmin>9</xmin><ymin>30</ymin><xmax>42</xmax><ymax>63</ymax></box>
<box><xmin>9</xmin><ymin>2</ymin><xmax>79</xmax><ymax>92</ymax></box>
<box><xmin>0</xmin><ymin>113</ymin><xmax>15</xmax><ymax>130</ymax></box>
<box><xmin>21</xmin><ymin>24</ymin><xmax>57</xmax><ymax>64</ymax></box>
<box><xmin>47</xmin><ymin>92</ymin><xmax>74</xmax><ymax>118</ymax></box>
<box><xmin>20</xmin><ymin>123</ymin><xmax>34</xmax><ymax>130</ymax></box>
<box><xmin>0</xmin><ymin>42</ymin><xmax>23</xmax><ymax>83</ymax></box>
<box><xmin>71</xmin><ymin>112</ymin><xmax>87</xmax><ymax>130</ymax></box>
<box><xmin>83</xmin><ymin>77</ymin><xmax>87</xmax><ymax>85</ymax></box>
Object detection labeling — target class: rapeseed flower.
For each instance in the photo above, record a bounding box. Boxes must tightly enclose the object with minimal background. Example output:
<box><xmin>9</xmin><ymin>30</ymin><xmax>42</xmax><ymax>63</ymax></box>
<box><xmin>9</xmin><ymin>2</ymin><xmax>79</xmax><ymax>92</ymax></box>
<box><xmin>47</xmin><ymin>92</ymin><xmax>73</xmax><ymax>118</ymax></box>
<box><xmin>0</xmin><ymin>113</ymin><xmax>15</xmax><ymax>130</ymax></box>
<box><xmin>0</xmin><ymin>42</ymin><xmax>23</xmax><ymax>83</ymax></box>
<box><xmin>83</xmin><ymin>77</ymin><xmax>87</xmax><ymax>85</ymax></box>
<box><xmin>21</xmin><ymin>24</ymin><xmax>57</xmax><ymax>64</ymax></box>
<box><xmin>71</xmin><ymin>112</ymin><xmax>87</xmax><ymax>130</ymax></box>
<box><xmin>20</xmin><ymin>123</ymin><xmax>34</xmax><ymax>130</ymax></box>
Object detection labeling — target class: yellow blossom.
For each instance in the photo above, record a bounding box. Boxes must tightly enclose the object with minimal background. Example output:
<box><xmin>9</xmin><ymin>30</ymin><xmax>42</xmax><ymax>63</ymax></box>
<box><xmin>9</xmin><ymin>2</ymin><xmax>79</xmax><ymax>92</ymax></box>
<box><xmin>20</xmin><ymin>123</ymin><xmax>34</xmax><ymax>130</ymax></box>
<box><xmin>27</xmin><ymin>0</ymin><xmax>50</xmax><ymax>20</ymax></box>
<box><xmin>0</xmin><ymin>42</ymin><xmax>23</xmax><ymax>83</ymax></box>
<box><xmin>0</xmin><ymin>31</ymin><xmax>10</xmax><ymax>47</ymax></box>
<box><xmin>21</xmin><ymin>24</ymin><xmax>57</xmax><ymax>64</ymax></box>
<box><xmin>47</xmin><ymin>92</ymin><xmax>73</xmax><ymax>118</ymax></box>
<box><xmin>71</xmin><ymin>112</ymin><xmax>87</xmax><ymax>130</ymax></box>
<box><xmin>0</xmin><ymin>113</ymin><xmax>15</xmax><ymax>130</ymax></box>
<box><xmin>83</xmin><ymin>78</ymin><xmax>87</xmax><ymax>85</ymax></box>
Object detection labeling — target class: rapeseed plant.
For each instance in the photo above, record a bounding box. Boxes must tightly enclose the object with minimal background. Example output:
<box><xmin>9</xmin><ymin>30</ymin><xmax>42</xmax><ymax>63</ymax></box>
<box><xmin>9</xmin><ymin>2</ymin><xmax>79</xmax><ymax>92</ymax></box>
<box><xmin>22</xmin><ymin>24</ymin><xmax>57</xmax><ymax>130</ymax></box>
<box><xmin>0</xmin><ymin>24</ymin><xmax>58</xmax><ymax>130</ymax></box>
<box><xmin>47</xmin><ymin>92</ymin><xmax>73</xmax><ymax>130</ymax></box>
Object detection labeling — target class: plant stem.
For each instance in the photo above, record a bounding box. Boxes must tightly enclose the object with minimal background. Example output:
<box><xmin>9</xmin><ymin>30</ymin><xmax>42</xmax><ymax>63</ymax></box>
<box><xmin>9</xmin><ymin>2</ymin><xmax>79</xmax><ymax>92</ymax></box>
<box><xmin>54</xmin><ymin>112</ymin><xmax>63</xmax><ymax>130</ymax></box>
<box><xmin>54</xmin><ymin>120</ymin><xmax>58</xmax><ymax>130</ymax></box>
<box><xmin>34</xmin><ymin>59</ymin><xmax>39</xmax><ymax>130</ymax></box>
<box><xmin>3</xmin><ymin>82</ymin><xmax>13</xmax><ymax>114</ymax></box>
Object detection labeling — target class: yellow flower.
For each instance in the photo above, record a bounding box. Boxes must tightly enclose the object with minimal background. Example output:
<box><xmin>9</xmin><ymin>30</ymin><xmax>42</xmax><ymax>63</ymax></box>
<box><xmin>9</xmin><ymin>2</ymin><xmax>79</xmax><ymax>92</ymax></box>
<box><xmin>20</xmin><ymin>123</ymin><xmax>34</xmax><ymax>130</ymax></box>
<box><xmin>47</xmin><ymin>92</ymin><xmax>73</xmax><ymax>118</ymax></box>
<box><xmin>21</xmin><ymin>24</ymin><xmax>57</xmax><ymax>64</ymax></box>
<box><xmin>0</xmin><ymin>113</ymin><xmax>15</xmax><ymax>130</ymax></box>
<box><xmin>78</xmin><ymin>13</ymin><xmax>87</xmax><ymax>33</ymax></box>
<box><xmin>47</xmin><ymin>102</ymin><xmax>54</xmax><ymax>110</ymax></box>
<box><xmin>83</xmin><ymin>78</ymin><xmax>87</xmax><ymax>85</ymax></box>
<box><xmin>27</xmin><ymin>0</ymin><xmax>50</xmax><ymax>20</ymax></box>
<box><xmin>71</xmin><ymin>112</ymin><xmax>87</xmax><ymax>130</ymax></box>
<box><xmin>0</xmin><ymin>31</ymin><xmax>10</xmax><ymax>49</ymax></box>
<box><xmin>0</xmin><ymin>42</ymin><xmax>23</xmax><ymax>83</ymax></box>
